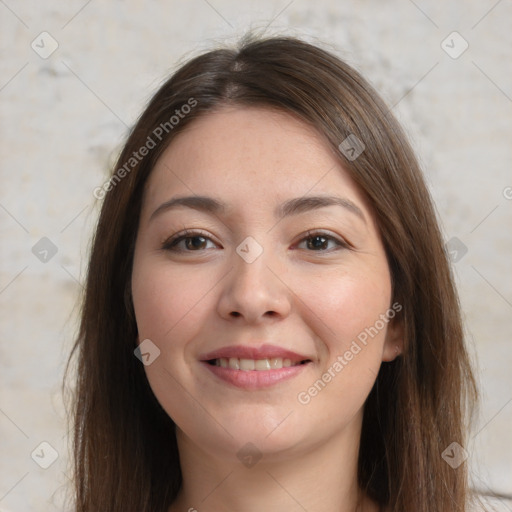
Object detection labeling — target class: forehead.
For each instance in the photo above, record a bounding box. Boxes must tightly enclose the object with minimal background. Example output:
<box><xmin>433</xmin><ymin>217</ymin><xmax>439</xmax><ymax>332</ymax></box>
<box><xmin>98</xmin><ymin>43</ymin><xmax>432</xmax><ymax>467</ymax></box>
<box><xmin>143</xmin><ymin>106</ymin><xmax>369</xmax><ymax>216</ymax></box>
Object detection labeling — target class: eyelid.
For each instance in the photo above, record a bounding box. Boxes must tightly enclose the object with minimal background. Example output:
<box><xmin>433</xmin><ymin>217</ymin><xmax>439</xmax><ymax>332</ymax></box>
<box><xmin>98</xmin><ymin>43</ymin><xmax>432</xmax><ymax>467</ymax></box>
<box><xmin>161</xmin><ymin>228</ymin><xmax>351</xmax><ymax>254</ymax></box>
<box><xmin>161</xmin><ymin>229</ymin><xmax>220</xmax><ymax>251</ymax></box>
<box><xmin>293</xmin><ymin>229</ymin><xmax>351</xmax><ymax>251</ymax></box>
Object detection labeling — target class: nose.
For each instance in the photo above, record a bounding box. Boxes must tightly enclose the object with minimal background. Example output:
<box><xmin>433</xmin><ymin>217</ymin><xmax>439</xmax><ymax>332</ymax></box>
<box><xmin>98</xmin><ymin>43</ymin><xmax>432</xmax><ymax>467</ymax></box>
<box><xmin>216</xmin><ymin>246</ymin><xmax>292</xmax><ymax>324</ymax></box>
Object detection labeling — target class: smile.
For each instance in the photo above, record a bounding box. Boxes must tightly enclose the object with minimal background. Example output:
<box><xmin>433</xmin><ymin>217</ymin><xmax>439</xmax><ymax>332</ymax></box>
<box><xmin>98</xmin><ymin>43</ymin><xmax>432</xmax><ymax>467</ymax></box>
<box><xmin>199</xmin><ymin>344</ymin><xmax>313</xmax><ymax>389</ymax></box>
<box><xmin>208</xmin><ymin>357</ymin><xmax>308</xmax><ymax>370</ymax></box>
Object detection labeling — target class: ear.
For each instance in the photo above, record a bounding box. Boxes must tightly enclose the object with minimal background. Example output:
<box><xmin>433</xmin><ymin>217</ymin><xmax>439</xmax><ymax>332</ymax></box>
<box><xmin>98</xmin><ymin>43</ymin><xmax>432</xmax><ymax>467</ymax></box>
<box><xmin>382</xmin><ymin>316</ymin><xmax>404</xmax><ymax>362</ymax></box>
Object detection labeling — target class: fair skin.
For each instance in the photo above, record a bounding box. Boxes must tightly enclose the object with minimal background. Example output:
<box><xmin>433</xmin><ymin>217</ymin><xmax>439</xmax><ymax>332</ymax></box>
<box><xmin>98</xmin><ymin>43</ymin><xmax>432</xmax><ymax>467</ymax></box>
<box><xmin>131</xmin><ymin>106</ymin><xmax>402</xmax><ymax>512</ymax></box>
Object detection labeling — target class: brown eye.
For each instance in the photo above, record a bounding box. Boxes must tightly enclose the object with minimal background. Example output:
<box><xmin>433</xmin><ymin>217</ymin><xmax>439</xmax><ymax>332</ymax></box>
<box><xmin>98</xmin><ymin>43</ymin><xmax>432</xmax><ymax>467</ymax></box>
<box><xmin>296</xmin><ymin>231</ymin><xmax>348</xmax><ymax>252</ymax></box>
<box><xmin>162</xmin><ymin>230</ymin><xmax>217</xmax><ymax>252</ymax></box>
<box><xmin>306</xmin><ymin>235</ymin><xmax>329</xmax><ymax>250</ymax></box>
<box><xmin>184</xmin><ymin>236</ymin><xmax>208</xmax><ymax>250</ymax></box>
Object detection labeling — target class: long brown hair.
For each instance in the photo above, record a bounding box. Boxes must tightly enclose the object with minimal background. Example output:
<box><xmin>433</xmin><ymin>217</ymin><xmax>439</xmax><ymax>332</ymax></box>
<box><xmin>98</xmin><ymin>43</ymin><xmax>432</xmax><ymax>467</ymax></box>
<box><xmin>65</xmin><ymin>33</ymin><xmax>480</xmax><ymax>511</ymax></box>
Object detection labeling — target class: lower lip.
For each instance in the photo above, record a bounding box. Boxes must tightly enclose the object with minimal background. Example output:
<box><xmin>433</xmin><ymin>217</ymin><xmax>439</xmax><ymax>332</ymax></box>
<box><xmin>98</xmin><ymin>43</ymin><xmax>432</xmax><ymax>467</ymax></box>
<box><xmin>201</xmin><ymin>361</ymin><xmax>310</xmax><ymax>389</ymax></box>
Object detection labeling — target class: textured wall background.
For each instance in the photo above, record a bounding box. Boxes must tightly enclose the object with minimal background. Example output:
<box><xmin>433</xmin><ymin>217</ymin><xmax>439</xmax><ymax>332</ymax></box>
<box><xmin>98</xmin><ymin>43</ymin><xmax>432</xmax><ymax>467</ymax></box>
<box><xmin>1</xmin><ymin>1</ymin><xmax>511</xmax><ymax>511</ymax></box>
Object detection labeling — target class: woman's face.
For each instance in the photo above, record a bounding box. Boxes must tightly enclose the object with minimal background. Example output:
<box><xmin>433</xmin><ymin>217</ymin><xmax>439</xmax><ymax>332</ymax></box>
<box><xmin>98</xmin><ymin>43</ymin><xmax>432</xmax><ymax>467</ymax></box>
<box><xmin>131</xmin><ymin>106</ymin><xmax>402</xmax><ymax>461</ymax></box>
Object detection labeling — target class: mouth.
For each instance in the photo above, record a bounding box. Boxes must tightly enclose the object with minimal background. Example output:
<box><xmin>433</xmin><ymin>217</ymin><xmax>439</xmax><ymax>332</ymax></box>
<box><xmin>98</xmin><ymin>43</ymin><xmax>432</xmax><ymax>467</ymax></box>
<box><xmin>205</xmin><ymin>357</ymin><xmax>311</xmax><ymax>370</ymax></box>
<box><xmin>199</xmin><ymin>345</ymin><xmax>313</xmax><ymax>389</ymax></box>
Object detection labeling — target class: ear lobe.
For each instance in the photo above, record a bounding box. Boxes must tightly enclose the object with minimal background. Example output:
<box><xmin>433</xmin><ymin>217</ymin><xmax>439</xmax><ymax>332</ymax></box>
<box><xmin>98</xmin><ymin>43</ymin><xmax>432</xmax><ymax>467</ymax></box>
<box><xmin>382</xmin><ymin>318</ymin><xmax>404</xmax><ymax>362</ymax></box>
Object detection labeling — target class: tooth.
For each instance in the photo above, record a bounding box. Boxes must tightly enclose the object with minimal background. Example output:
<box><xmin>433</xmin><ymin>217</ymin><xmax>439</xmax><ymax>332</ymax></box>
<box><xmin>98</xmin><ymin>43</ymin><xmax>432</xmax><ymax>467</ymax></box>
<box><xmin>255</xmin><ymin>359</ymin><xmax>271</xmax><ymax>371</ymax></box>
<box><xmin>239</xmin><ymin>358</ymin><xmax>255</xmax><ymax>371</ymax></box>
<box><xmin>228</xmin><ymin>357</ymin><xmax>240</xmax><ymax>370</ymax></box>
<box><xmin>219</xmin><ymin>357</ymin><xmax>298</xmax><ymax>370</ymax></box>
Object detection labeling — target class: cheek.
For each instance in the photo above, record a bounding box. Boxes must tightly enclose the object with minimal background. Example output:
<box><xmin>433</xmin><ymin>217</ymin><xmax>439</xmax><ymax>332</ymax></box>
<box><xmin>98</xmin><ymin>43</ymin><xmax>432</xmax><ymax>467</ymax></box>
<box><xmin>294</xmin><ymin>264</ymin><xmax>392</xmax><ymax>406</ymax></box>
<box><xmin>131</xmin><ymin>261</ymin><xmax>216</xmax><ymax>344</ymax></box>
<box><xmin>131</xmin><ymin>261</ymin><xmax>220</xmax><ymax>426</ymax></box>
<box><xmin>290</xmin><ymin>274</ymin><xmax>391</xmax><ymax>424</ymax></box>
<box><xmin>295</xmin><ymin>267</ymin><xmax>392</xmax><ymax>351</ymax></box>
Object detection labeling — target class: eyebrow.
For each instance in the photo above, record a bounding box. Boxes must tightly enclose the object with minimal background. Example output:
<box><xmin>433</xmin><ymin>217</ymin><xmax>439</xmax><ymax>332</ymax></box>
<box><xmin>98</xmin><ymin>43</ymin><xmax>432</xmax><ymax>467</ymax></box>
<box><xmin>149</xmin><ymin>194</ymin><xmax>366</xmax><ymax>223</ymax></box>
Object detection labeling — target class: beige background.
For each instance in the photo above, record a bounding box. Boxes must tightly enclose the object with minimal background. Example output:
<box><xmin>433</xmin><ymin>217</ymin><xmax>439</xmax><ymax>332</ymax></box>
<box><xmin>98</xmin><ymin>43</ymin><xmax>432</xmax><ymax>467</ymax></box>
<box><xmin>1</xmin><ymin>1</ymin><xmax>511</xmax><ymax>510</ymax></box>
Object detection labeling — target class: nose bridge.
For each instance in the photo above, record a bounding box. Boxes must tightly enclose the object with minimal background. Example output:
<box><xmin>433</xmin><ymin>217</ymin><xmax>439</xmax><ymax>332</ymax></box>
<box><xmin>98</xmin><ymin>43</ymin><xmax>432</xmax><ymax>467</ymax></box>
<box><xmin>232</xmin><ymin>235</ymin><xmax>275</xmax><ymax>300</ymax></box>
<box><xmin>234</xmin><ymin>240</ymin><xmax>270</xmax><ymax>289</ymax></box>
<box><xmin>217</xmin><ymin>234</ymin><xmax>290</xmax><ymax>322</ymax></box>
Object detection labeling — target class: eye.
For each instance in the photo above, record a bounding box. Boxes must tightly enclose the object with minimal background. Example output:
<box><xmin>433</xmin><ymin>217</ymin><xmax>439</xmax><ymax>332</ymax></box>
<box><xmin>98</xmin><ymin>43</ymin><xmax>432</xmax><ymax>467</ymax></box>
<box><xmin>161</xmin><ymin>229</ymin><xmax>349</xmax><ymax>254</ymax></box>
<box><xmin>162</xmin><ymin>230</ymin><xmax>218</xmax><ymax>252</ymax></box>
<box><xmin>295</xmin><ymin>230</ymin><xmax>348</xmax><ymax>252</ymax></box>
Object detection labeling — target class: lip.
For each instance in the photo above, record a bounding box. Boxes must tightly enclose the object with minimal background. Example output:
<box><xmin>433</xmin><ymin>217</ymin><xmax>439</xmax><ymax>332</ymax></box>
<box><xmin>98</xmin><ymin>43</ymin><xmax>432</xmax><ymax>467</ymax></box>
<box><xmin>198</xmin><ymin>344</ymin><xmax>310</xmax><ymax>363</ymax></box>
<box><xmin>202</xmin><ymin>362</ymin><xmax>310</xmax><ymax>389</ymax></box>
<box><xmin>199</xmin><ymin>344</ymin><xmax>312</xmax><ymax>390</ymax></box>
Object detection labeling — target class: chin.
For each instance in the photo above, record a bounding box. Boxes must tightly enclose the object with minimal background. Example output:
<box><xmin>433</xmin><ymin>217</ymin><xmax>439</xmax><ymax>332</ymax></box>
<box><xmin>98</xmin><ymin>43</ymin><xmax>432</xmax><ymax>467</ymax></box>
<box><xmin>175</xmin><ymin>407</ymin><xmax>311</xmax><ymax>463</ymax></box>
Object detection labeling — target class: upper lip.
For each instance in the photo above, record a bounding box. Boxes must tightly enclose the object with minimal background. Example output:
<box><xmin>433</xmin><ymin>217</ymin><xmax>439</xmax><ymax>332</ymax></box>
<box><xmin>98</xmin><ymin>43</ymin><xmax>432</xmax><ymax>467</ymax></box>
<box><xmin>199</xmin><ymin>344</ymin><xmax>311</xmax><ymax>363</ymax></box>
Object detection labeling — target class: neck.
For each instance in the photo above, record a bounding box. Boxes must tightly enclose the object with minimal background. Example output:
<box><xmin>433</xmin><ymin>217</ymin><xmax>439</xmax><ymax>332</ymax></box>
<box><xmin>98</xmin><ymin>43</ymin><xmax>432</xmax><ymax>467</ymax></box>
<box><xmin>169</xmin><ymin>411</ymin><xmax>380</xmax><ymax>512</ymax></box>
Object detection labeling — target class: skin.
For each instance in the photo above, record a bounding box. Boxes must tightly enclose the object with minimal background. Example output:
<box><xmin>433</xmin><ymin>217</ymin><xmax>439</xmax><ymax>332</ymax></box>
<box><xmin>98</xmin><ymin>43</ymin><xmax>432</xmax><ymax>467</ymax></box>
<box><xmin>131</xmin><ymin>106</ymin><xmax>403</xmax><ymax>512</ymax></box>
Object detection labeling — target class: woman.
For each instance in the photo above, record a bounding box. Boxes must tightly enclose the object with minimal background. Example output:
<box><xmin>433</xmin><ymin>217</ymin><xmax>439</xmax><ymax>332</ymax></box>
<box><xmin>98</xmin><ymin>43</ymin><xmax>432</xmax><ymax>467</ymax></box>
<box><xmin>66</xmin><ymin>34</ymin><xmax>482</xmax><ymax>511</ymax></box>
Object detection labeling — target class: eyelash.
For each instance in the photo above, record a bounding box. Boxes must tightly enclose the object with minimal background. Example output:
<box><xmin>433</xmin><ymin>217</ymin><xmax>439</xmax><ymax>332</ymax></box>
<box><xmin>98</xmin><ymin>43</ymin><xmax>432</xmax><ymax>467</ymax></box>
<box><xmin>161</xmin><ymin>229</ymin><xmax>350</xmax><ymax>254</ymax></box>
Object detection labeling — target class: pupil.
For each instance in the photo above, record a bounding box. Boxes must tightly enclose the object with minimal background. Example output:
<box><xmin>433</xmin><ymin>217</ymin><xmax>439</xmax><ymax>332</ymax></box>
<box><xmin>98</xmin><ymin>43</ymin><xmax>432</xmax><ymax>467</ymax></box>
<box><xmin>187</xmin><ymin>236</ymin><xmax>206</xmax><ymax>250</ymax></box>
<box><xmin>308</xmin><ymin>236</ymin><xmax>327</xmax><ymax>250</ymax></box>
